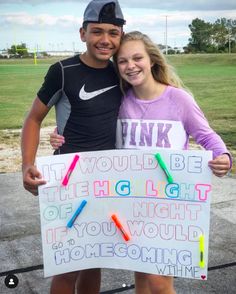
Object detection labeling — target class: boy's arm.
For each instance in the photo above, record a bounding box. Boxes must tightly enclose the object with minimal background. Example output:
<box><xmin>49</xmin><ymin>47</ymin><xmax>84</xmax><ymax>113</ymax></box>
<box><xmin>21</xmin><ymin>97</ymin><xmax>50</xmax><ymax>196</ymax></box>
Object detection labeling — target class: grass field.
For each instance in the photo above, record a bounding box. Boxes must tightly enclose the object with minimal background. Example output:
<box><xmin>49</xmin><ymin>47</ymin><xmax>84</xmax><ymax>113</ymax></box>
<box><xmin>0</xmin><ymin>58</ymin><xmax>59</xmax><ymax>129</ymax></box>
<box><xmin>0</xmin><ymin>54</ymin><xmax>235</xmax><ymax>171</ymax></box>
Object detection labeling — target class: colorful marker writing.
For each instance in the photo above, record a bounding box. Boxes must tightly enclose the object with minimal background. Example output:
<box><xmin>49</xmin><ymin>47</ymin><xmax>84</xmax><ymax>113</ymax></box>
<box><xmin>154</xmin><ymin>153</ymin><xmax>174</xmax><ymax>183</ymax></box>
<box><xmin>111</xmin><ymin>214</ymin><xmax>130</xmax><ymax>241</ymax></box>
<box><xmin>62</xmin><ymin>154</ymin><xmax>79</xmax><ymax>186</ymax></box>
<box><xmin>199</xmin><ymin>234</ymin><xmax>205</xmax><ymax>268</ymax></box>
<box><xmin>67</xmin><ymin>200</ymin><xmax>87</xmax><ymax>228</ymax></box>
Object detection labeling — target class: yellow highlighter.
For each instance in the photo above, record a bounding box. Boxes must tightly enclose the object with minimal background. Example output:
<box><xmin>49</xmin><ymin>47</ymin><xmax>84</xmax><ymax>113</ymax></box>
<box><xmin>199</xmin><ymin>234</ymin><xmax>205</xmax><ymax>268</ymax></box>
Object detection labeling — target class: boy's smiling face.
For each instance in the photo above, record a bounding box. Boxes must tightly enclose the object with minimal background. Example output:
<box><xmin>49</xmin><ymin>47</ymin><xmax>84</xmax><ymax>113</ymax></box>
<box><xmin>80</xmin><ymin>23</ymin><xmax>123</xmax><ymax>68</ymax></box>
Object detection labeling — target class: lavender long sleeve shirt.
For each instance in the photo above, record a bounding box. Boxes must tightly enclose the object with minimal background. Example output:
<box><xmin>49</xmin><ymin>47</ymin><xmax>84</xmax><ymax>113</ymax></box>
<box><xmin>116</xmin><ymin>86</ymin><xmax>230</xmax><ymax>159</ymax></box>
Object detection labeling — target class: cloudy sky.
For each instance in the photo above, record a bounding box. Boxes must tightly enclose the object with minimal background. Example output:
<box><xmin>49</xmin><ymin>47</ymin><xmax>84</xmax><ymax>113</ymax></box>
<box><xmin>0</xmin><ymin>0</ymin><xmax>236</xmax><ymax>52</ymax></box>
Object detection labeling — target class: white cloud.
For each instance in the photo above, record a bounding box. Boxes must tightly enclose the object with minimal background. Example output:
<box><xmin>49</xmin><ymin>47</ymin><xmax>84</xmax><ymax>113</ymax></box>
<box><xmin>0</xmin><ymin>0</ymin><xmax>235</xmax><ymax>50</ymax></box>
<box><xmin>0</xmin><ymin>11</ymin><xmax>81</xmax><ymax>28</ymax></box>
<box><xmin>3</xmin><ymin>12</ymin><xmax>35</xmax><ymax>25</ymax></box>
<box><xmin>120</xmin><ymin>0</ymin><xmax>236</xmax><ymax>11</ymax></box>
<box><xmin>37</xmin><ymin>14</ymin><xmax>58</xmax><ymax>26</ymax></box>
<box><xmin>0</xmin><ymin>0</ymin><xmax>235</xmax><ymax>11</ymax></box>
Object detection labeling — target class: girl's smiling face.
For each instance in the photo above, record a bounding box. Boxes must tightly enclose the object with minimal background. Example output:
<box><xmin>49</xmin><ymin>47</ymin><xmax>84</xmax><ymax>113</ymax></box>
<box><xmin>116</xmin><ymin>40</ymin><xmax>153</xmax><ymax>87</ymax></box>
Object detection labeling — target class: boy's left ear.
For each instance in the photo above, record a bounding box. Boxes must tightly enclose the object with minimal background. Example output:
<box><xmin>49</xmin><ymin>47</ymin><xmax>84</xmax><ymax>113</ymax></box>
<box><xmin>80</xmin><ymin>27</ymin><xmax>86</xmax><ymax>42</ymax></box>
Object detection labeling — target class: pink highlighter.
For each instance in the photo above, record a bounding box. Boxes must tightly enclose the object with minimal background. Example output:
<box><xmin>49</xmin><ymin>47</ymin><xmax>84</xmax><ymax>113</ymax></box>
<box><xmin>62</xmin><ymin>154</ymin><xmax>80</xmax><ymax>186</ymax></box>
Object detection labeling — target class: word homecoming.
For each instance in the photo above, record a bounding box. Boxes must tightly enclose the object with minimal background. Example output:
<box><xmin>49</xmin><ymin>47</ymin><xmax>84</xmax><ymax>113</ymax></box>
<box><xmin>53</xmin><ymin>242</ymin><xmax>202</xmax><ymax>279</ymax></box>
<box><xmin>40</xmin><ymin>153</ymin><xmax>211</xmax><ymax>202</ymax></box>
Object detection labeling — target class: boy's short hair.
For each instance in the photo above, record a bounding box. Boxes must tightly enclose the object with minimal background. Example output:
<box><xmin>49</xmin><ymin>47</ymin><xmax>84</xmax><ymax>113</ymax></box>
<box><xmin>83</xmin><ymin>0</ymin><xmax>126</xmax><ymax>27</ymax></box>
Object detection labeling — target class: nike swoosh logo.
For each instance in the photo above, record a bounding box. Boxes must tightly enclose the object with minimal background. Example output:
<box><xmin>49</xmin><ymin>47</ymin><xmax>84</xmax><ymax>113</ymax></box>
<box><xmin>79</xmin><ymin>84</ymin><xmax>117</xmax><ymax>100</ymax></box>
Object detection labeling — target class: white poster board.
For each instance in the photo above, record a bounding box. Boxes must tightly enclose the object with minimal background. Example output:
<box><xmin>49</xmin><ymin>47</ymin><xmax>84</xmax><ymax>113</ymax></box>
<box><xmin>37</xmin><ymin>149</ymin><xmax>212</xmax><ymax>280</ymax></box>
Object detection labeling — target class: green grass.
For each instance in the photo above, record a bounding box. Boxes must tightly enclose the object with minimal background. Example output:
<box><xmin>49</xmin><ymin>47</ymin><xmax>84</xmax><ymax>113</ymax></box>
<box><xmin>0</xmin><ymin>54</ymin><xmax>235</xmax><ymax>172</ymax></box>
<box><xmin>168</xmin><ymin>54</ymin><xmax>236</xmax><ymax>150</ymax></box>
<box><xmin>0</xmin><ymin>58</ymin><xmax>59</xmax><ymax>129</ymax></box>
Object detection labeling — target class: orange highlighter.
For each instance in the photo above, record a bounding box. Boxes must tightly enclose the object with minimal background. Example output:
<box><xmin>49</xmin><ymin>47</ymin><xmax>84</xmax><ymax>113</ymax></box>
<box><xmin>111</xmin><ymin>214</ymin><xmax>130</xmax><ymax>241</ymax></box>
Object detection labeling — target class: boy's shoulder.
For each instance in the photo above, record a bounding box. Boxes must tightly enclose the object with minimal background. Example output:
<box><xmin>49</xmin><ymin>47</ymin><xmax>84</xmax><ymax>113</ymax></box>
<box><xmin>58</xmin><ymin>54</ymin><xmax>81</xmax><ymax>67</ymax></box>
<box><xmin>56</xmin><ymin>55</ymin><xmax>115</xmax><ymax>71</ymax></box>
<box><xmin>48</xmin><ymin>55</ymin><xmax>81</xmax><ymax>73</ymax></box>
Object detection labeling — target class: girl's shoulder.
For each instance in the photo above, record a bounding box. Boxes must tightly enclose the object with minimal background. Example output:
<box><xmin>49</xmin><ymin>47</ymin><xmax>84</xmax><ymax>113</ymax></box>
<box><xmin>166</xmin><ymin>86</ymin><xmax>195</xmax><ymax>104</ymax></box>
<box><xmin>167</xmin><ymin>85</ymin><xmax>191</xmax><ymax>96</ymax></box>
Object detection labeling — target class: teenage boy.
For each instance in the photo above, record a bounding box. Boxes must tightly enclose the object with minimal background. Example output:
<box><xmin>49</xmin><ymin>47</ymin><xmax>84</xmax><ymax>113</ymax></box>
<box><xmin>21</xmin><ymin>1</ymin><xmax>125</xmax><ymax>293</ymax></box>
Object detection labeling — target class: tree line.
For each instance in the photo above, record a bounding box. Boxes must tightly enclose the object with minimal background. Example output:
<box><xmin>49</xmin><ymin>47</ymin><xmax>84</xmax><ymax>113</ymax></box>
<box><xmin>185</xmin><ymin>17</ymin><xmax>236</xmax><ymax>53</ymax></box>
<box><xmin>2</xmin><ymin>17</ymin><xmax>236</xmax><ymax>57</ymax></box>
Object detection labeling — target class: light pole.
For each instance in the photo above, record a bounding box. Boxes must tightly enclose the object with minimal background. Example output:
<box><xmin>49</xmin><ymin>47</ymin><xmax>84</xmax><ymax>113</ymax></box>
<box><xmin>228</xmin><ymin>28</ymin><xmax>231</xmax><ymax>54</ymax></box>
<box><xmin>165</xmin><ymin>15</ymin><xmax>168</xmax><ymax>55</ymax></box>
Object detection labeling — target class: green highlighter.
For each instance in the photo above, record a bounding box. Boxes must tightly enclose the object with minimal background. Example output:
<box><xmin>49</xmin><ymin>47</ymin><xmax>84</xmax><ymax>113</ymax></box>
<box><xmin>154</xmin><ymin>153</ymin><xmax>174</xmax><ymax>184</ymax></box>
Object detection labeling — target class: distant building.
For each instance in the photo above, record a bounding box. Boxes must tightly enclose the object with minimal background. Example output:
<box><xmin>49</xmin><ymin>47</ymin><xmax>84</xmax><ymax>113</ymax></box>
<box><xmin>27</xmin><ymin>50</ymin><xmax>76</xmax><ymax>57</ymax></box>
<box><xmin>45</xmin><ymin>50</ymin><xmax>75</xmax><ymax>57</ymax></box>
<box><xmin>173</xmin><ymin>47</ymin><xmax>185</xmax><ymax>53</ymax></box>
<box><xmin>0</xmin><ymin>50</ymin><xmax>10</xmax><ymax>58</ymax></box>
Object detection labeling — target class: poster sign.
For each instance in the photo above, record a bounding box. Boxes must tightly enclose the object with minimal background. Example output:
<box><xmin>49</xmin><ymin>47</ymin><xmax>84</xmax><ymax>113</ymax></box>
<box><xmin>37</xmin><ymin>149</ymin><xmax>212</xmax><ymax>280</ymax></box>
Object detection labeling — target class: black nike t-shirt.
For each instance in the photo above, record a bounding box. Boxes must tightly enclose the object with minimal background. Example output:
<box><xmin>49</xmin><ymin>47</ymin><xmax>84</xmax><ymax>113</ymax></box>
<box><xmin>37</xmin><ymin>55</ymin><xmax>122</xmax><ymax>154</ymax></box>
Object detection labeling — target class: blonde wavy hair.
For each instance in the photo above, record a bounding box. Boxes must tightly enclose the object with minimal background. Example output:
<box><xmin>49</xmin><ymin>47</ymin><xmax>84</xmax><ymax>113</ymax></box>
<box><xmin>113</xmin><ymin>31</ymin><xmax>189</xmax><ymax>94</ymax></box>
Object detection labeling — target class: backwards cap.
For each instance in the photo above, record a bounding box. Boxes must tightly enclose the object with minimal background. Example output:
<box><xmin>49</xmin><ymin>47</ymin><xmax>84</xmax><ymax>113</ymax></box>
<box><xmin>83</xmin><ymin>0</ymin><xmax>126</xmax><ymax>26</ymax></box>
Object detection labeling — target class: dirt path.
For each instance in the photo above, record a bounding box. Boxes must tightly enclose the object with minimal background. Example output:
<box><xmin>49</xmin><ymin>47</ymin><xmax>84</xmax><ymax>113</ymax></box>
<box><xmin>0</xmin><ymin>126</ymin><xmax>55</xmax><ymax>173</ymax></box>
<box><xmin>0</xmin><ymin>126</ymin><xmax>202</xmax><ymax>174</ymax></box>
<box><xmin>0</xmin><ymin>126</ymin><xmax>234</xmax><ymax>175</ymax></box>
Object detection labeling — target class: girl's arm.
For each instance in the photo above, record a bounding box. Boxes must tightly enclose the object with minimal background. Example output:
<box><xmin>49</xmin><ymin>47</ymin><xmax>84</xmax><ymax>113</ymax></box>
<box><xmin>208</xmin><ymin>154</ymin><xmax>231</xmax><ymax>177</ymax></box>
<box><xmin>180</xmin><ymin>91</ymin><xmax>232</xmax><ymax>176</ymax></box>
<box><xmin>50</xmin><ymin>127</ymin><xmax>65</xmax><ymax>149</ymax></box>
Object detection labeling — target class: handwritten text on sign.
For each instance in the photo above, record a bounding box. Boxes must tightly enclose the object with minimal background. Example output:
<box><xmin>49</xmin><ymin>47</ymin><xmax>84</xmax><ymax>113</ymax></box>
<box><xmin>37</xmin><ymin>149</ymin><xmax>212</xmax><ymax>279</ymax></box>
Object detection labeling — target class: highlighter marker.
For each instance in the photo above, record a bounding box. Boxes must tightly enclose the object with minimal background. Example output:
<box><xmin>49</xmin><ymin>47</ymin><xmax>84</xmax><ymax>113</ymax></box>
<box><xmin>67</xmin><ymin>200</ymin><xmax>87</xmax><ymax>228</ymax></box>
<box><xmin>111</xmin><ymin>214</ymin><xmax>130</xmax><ymax>241</ymax></box>
<box><xmin>154</xmin><ymin>153</ymin><xmax>174</xmax><ymax>183</ymax></box>
<box><xmin>199</xmin><ymin>234</ymin><xmax>205</xmax><ymax>268</ymax></box>
<box><xmin>62</xmin><ymin>154</ymin><xmax>79</xmax><ymax>186</ymax></box>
